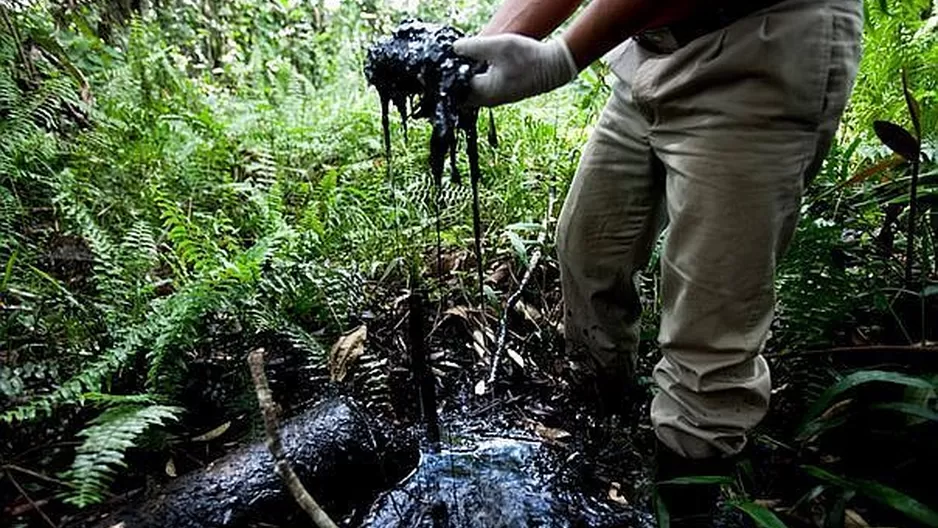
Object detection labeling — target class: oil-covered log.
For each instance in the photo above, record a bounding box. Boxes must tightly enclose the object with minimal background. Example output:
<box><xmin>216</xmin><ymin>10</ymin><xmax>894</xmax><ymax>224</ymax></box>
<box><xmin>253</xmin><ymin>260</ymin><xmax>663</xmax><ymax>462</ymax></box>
<box><xmin>82</xmin><ymin>398</ymin><xmax>417</xmax><ymax>528</ymax></box>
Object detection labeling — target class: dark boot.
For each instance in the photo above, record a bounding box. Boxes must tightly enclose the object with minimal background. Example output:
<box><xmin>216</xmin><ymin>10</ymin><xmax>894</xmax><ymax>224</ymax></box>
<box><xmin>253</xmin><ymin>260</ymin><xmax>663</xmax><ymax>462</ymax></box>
<box><xmin>653</xmin><ymin>440</ymin><xmax>737</xmax><ymax>528</ymax></box>
<box><xmin>566</xmin><ymin>344</ymin><xmax>639</xmax><ymax>417</ymax></box>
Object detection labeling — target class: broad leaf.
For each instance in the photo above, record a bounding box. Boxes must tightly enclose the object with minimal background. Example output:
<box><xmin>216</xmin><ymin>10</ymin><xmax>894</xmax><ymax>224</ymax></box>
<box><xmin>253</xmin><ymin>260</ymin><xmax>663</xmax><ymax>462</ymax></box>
<box><xmin>732</xmin><ymin>501</ymin><xmax>790</xmax><ymax>528</ymax></box>
<box><xmin>870</xmin><ymin>402</ymin><xmax>938</xmax><ymax>423</ymax></box>
<box><xmin>657</xmin><ymin>475</ymin><xmax>735</xmax><ymax>486</ymax></box>
<box><xmin>799</xmin><ymin>370</ymin><xmax>935</xmax><ymax>430</ymax></box>
<box><xmin>874</xmin><ymin>120</ymin><xmax>920</xmax><ymax>161</ymax></box>
<box><xmin>803</xmin><ymin>466</ymin><xmax>938</xmax><ymax>527</ymax></box>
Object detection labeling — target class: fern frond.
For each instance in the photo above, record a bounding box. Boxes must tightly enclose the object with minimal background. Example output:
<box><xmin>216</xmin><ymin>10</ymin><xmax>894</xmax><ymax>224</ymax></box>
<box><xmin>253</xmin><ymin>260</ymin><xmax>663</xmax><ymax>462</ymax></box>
<box><xmin>0</xmin><ymin>184</ymin><xmax>18</xmax><ymax>245</ymax></box>
<box><xmin>0</xmin><ymin>320</ymin><xmax>151</xmax><ymax>424</ymax></box>
<box><xmin>61</xmin><ymin>404</ymin><xmax>182</xmax><ymax>507</ymax></box>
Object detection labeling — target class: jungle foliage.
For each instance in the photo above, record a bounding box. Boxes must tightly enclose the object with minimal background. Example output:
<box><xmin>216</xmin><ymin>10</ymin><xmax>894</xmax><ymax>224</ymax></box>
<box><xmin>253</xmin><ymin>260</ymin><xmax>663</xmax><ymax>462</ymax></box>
<box><xmin>0</xmin><ymin>0</ymin><xmax>936</xmax><ymax>526</ymax></box>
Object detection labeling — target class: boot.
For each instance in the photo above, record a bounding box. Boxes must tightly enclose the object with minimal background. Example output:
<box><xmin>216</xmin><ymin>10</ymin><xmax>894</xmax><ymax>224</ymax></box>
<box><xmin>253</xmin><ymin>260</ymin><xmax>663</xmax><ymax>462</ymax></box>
<box><xmin>653</xmin><ymin>440</ymin><xmax>737</xmax><ymax>528</ymax></box>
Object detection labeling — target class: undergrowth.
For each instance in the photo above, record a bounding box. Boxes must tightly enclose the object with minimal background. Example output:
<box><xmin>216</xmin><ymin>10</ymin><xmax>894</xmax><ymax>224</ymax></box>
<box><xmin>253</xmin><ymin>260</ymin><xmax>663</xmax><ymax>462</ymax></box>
<box><xmin>0</xmin><ymin>0</ymin><xmax>936</xmax><ymax>525</ymax></box>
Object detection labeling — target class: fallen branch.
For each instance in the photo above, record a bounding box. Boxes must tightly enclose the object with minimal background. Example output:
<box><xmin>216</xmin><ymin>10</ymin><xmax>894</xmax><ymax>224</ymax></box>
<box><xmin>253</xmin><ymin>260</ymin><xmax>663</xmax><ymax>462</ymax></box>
<box><xmin>767</xmin><ymin>345</ymin><xmax>938</xmax><ymax>358</ymax></box>
<box><xmin>486</xmin><ymin>186</ymin><xmax>557</xmax><ymax>389</ymax></box>
<box><xmin>5</xmin><ymin>469</ymin><xmax>57</xmax><ymax>528</ymax></box>
<box><xmin>248</xmin><ymin>348</ymin><xmax>339</xmax><ymax>528</ymax></box>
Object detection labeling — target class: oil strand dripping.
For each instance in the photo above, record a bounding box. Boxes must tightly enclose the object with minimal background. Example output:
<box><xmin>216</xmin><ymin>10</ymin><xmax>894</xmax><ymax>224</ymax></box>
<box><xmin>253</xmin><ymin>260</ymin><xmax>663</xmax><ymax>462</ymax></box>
<box><xmin>465</xmin><ymin>123</ymin><xmax>484</xmax><ymax>308</ymax></box>
<box><xmin>381</xmin><ymin>95</ymin><xmax>392</xmax><ymax>162</ymax></box>
<box><xmin>434</xmin><ymin>178</ymin><xmax>443</xmax><ymax>281</ymax></box>
<box><xmin>409</xmin><ymin>289</ymin><xmax>440</xmax><ymax>445</ymax></box>
<box><xmin>487</xmin><ymin>108</ymin><xmax>498</xmax><ymax>148</ymax></box>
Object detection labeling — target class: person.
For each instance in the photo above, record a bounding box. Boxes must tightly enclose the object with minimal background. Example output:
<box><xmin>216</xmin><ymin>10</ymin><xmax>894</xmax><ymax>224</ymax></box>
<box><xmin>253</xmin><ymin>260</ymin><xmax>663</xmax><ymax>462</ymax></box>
<box><xmin>453</xmin><ymin>0</ymin><xmax>863</xmax><ymax>525</ymax></box>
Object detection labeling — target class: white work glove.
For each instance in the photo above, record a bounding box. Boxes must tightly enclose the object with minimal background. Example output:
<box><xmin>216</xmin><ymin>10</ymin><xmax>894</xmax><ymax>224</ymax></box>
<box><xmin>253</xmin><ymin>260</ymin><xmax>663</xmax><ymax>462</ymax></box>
<box><xmin>453</xmin><ymin>34</ymin><xmax>579</xmax><ymax>108</ymax></box>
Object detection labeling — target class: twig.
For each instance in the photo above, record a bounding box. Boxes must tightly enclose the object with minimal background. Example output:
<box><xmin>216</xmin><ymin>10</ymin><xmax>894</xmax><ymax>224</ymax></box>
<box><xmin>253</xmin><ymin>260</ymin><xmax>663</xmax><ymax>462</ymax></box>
<box><xmin>247</xmin><ymin>349</ymin><xmax>339</xmax><ymax>528</ymax></box>
<box><xmin>766</xmin><ymin>345</ymin><xmax>938</xmax><ymax>358</ymax></box>
<box><xmin>3</xmin><ymin>464</ymin><xmax>77</xmax><ymax>489</ymax></box>
<box><xmin>4</xmin><ymin>470</ymin><xmax>57</xmax><ymax>528</ymax></box>
<box><xmin>487</xmin><ymin>186</ymin><xmax>557</xmax><ymax>388</ymax></box>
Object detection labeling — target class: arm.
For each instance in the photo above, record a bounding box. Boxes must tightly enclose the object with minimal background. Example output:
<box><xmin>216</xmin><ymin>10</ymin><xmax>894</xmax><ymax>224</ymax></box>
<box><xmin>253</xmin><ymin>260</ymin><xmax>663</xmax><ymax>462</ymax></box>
<box><xmin>455</xmin><ymin>0</ymin><xmax>704</xmax><ymax>107</ymax></box>
<box><xmin>562</xmin><ymin>0</ymin><xmax>701</xmax><ymax>68</ymax></box>
<box><xmin>480</xmin><ymin>0</ymin><xmax>584</xmax><ymax>38</ymax></box>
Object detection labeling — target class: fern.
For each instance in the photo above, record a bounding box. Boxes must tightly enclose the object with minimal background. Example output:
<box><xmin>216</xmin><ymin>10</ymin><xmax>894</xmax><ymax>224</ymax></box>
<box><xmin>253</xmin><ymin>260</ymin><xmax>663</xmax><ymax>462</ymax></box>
<box><xmin>61</xmin><ymin>404</ymin><xmax>182</xmax><ymax>507</ymax></box>
<box><xmin>0</xmin><ymin>183</ymin><xmax>18</xmax><ymax>246</ymax></box>
<box><xmin>0</xmin><ymin>318</ymin><xmax>150</xmax><ymax>424</ymax></box>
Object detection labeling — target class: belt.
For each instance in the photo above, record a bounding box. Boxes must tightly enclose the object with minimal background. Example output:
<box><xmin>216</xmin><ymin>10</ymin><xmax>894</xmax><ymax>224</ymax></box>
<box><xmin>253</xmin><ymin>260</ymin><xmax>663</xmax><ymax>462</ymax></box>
<box><xmin>634</xmin><ymin>0</ymin><xmax>787</xmax><ymax>54</ymax></box>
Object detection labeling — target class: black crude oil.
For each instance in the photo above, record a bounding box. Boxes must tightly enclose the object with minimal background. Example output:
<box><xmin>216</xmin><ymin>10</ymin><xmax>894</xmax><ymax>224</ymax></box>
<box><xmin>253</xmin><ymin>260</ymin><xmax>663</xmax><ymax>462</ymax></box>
<box><xmin>364</xmin><ymin>19</ymin><xmax>495</xmax><ymax>300</ymax></box>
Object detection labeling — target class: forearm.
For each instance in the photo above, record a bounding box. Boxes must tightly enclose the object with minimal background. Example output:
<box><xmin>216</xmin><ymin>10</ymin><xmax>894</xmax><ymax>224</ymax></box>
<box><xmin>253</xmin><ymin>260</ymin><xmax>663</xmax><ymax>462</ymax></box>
<box><xmin>481</xmin><ymin>0</ymin><xmax>584</xmax><ymax>38</ymax></box>
<box><xmin>562</xmin><ymin>1</ymin><xmax>702</xmax><ymax>68</ymax></box>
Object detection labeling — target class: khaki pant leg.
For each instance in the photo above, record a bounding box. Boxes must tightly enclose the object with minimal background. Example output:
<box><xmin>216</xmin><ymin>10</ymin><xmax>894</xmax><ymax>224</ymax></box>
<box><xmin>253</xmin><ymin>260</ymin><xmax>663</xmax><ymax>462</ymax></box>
<box><xmin>625</xmin><ymin>0</ymin><xmax>864</xmax><ymax>458</ymax></box>
<box><xmin>556</xmin><ymin>74</ymin><xmax>666</xmax><ymax>378</ymax></box>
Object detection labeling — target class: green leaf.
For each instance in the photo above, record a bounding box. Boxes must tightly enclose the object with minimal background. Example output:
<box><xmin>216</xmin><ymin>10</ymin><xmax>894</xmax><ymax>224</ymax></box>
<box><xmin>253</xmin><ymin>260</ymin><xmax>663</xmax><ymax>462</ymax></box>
<box><xmin>803</xmin><ymin>466</ymin><xmax>938</xmax><ymax>527</ymax></box>
<box><xmin>799</xmin><ymin>370</ymin><xmax>935</xmax><ymax>431</ymax></box>
<box><xmin>1</xmin><ymin>249</ymin><xmax>16</xmax><ymax>291</ymax></box>
<box><xmin>62</xmin><ymin>405</ymin><xmax>182</xmax><ymax>507</ymax></box>
<box><xmin>870</xmin><ymin>402</ymin><xmax>938</xmax><ymax>423</ymax></box>
<box><xmin>506</xmin><ymin>230</ymin><xmax>528</xmax><ymax>267</ymax></box>
<box><xmin>732</xmin><ymin>501</ymin><xmax>789</xmax><ymax>528</ymax></box>
<box><xmin>654</xmin><ymin>490</ymin><xmax>671</xmax><ymax>528</ymax></box>
<box><xmin>657</xmin><ymin>475</ymin><xmax>735</xmax><ymax>486</ymax></box>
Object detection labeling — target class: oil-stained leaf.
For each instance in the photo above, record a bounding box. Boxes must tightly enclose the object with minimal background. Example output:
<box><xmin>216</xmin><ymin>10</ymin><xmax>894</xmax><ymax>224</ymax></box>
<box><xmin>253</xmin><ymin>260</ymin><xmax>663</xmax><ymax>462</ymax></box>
<box><xmin>535</xmin><ymin>423</ymin><xmax>572</xmax><ymax>441</ymax></box>
<box><xmin>845</xmin><ymin>509</ymin><xmax>870</xmax><ymax>528</ymax></box>
<box><xmin>902</xmin><ymin>69</ymin><xmax>922</xmax><ymax>139</ymax></box>
<box><xmin>608</xmin><ymin>482</ymin><xmax>629</xmax><ymax>506</ymax></box>
<box><xmin>191</xmin><ymin>421</ymin><xmax>231</xmax><ymax>442</ymax></box>
<box><xmin>329</xmin><ymin>325</ymin><xmax>367</xmax><ymax>382</ymax></box>
<box><xmin>873</xmin><ymin>120</ymin><xmax>920</xmax><ymax>161</ymax></box>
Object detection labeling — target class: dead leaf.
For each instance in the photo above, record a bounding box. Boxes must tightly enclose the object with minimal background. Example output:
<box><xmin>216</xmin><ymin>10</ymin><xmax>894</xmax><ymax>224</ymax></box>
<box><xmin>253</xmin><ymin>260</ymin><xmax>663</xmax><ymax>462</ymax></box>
<box><xmin>515</xmin><ymin>300</ymin><xmax>542</xmax><ymax>325</ymax></box>
<box><xmin>444</xmin><ymin>305</ymin><xmax>473</xmax><ymax>322</ymax></box>
<box><xmin>165</xmin><ymin>458</ymin><xmax>177</xmax><ymax>477</ymax></box>
<box><xmin>471</xmin><ymin>329</ymin><xmax>488</xmax><ymax>360</ymax></box>
<box><xmin>329</xmin><ymin>325</ymin><xmax>367</xmax><ymax>382</ymax></box>
<box><xmin>506</xmin><ymin>347</ymin><xmax>525</xmax><ymax>369</ymax></box>
<box><xmin>486</xmin><ymin>262</ymin><xmax>511</xmax><ymax>285</ymax></box>
<box><xmin>608</xmin><ymin>482</ymin><xmax>629</xmax><ymax>506</ymax></box>
<box><xmin>845</xmin><ymin>509</ymin><xmax>870</xmax><ymax>528</ymax></box>
<box><xmin>535</xmin><ymin>423</ymin><xmax>571</xmax><ymax>442</ymax></box>
<box><xmin>191</xmin><ymin>421</ymin><xmax>231</xmax><ymax>442</ymax></box>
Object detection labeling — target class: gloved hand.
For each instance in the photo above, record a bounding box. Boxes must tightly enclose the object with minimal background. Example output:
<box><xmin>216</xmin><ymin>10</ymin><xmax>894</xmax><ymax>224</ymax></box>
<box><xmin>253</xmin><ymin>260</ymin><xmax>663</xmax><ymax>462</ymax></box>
<box><xmin>453</xmin><ymin>34</ymin><xmax>579</xmax><ymax>107</ymax></box>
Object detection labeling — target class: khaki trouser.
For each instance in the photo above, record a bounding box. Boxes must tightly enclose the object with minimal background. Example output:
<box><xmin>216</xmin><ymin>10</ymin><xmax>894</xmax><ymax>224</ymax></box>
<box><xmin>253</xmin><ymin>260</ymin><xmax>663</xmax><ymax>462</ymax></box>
<box><xmin>556</xmin><ymin>0</ymin><xmax>863</xmax><ymax>458</ymax></box>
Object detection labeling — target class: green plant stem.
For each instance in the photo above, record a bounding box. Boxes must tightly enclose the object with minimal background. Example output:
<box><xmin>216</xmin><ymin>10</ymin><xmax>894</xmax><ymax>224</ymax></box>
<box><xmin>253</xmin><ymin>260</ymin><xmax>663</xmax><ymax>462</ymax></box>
<box><xmin>906</xmin><ymin>159</ymin><xmax>921</xmax><ymax>285</ymax></box>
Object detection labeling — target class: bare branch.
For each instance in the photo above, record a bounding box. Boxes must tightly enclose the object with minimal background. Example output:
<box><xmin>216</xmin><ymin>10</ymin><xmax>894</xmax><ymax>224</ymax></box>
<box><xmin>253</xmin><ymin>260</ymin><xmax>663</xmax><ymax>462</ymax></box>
<box><xmin>247</xmin><ymin>348</ymin><xmax>339</xmax><ymax>528</ymax></box>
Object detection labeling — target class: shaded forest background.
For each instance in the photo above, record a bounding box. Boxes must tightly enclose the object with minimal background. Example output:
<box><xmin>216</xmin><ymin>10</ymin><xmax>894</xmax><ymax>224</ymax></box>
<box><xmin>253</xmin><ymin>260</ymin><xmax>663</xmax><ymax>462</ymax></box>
<box><xmin>1</xmin><ymin>0</ymin><xmax>937</xmax><ymax>526</ymax></box>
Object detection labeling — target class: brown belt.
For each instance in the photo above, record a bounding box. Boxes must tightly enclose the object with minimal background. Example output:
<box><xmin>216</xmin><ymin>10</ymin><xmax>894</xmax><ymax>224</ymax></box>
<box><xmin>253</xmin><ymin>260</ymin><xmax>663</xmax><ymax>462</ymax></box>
<box><xmin>634</xmin><ymin>0</ymin><xmax>788</xmax><ymax>54</ymax></box>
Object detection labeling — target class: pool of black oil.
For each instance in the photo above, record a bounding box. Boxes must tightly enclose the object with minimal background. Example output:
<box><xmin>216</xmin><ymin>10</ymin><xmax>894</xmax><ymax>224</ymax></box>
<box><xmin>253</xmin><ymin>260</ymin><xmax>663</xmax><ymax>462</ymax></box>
<box><xmin>362</xmin><ymin>432</ymin><xmax>654</xmax><ymax>528</ymax></box>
